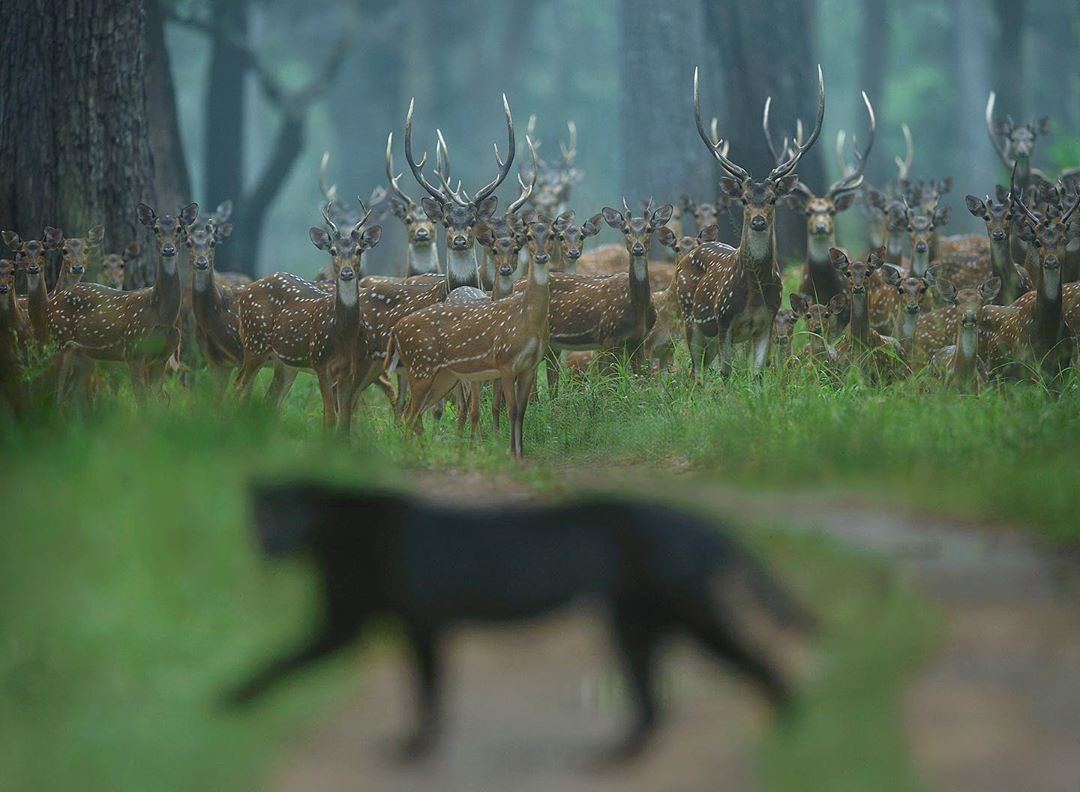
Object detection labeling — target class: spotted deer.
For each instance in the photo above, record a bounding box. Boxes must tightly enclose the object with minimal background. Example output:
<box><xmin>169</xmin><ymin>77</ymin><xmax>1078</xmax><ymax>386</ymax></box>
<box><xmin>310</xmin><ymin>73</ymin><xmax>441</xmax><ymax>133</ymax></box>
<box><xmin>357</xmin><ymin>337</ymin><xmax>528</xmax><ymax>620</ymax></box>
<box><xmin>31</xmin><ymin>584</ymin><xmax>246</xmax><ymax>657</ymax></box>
<box><xmin>382</xmin><ymin>134</ymin><xmax>440</xmax><ymax>277</ymax></box>
<box><xmin>47</xmin><ymin>203</ymin><xmax>196</xmax><ymax>402</ymax></box>
<box><xmin>2</xmin><ymin>228</ymin><xmax>63</xmax><ymax>343</ymax></box>
<box><xmin>985</xmin><ymin>92</ymin><xmax>1050</xmax><ymax>193</ymax></box>
<box><xmin>53</xmin><ymin>226</ymin><xmax>105</xmax><ymax>293</ymax></box>
<box><xmin>235</xmin><ymin>207</ymin><xmax>382</xmax><ymax>430</ymax></box>
<box><xmin>523</xmin><ymin>116</ymin><xmax>581</xmax><ymax>220</ymax></box>
<box><xmin>473</xmin><ymin>135</ymin><xmax>537</xmax><ymax>288</ymax></box>
<box><xmin>831</xmin><ymin>247</ymin><xmax>904</xmax><ymax>374</ymax></box>
<box><xmin>0</xmin><ymin>259</ymin><xmax>30</xmax><ymax>411</ymax></box>
<box><xmin>550</xmin><ymin>211</ymin><xmax>603</xmax><ymax>275</ymax></box>
<box><xmin>881</xmin><ymin>268</ymin><xmax>934</xmax><ymax>361</ymax></box>
<box><xmin>788</xmin><ymin>291</ymin><xmax>846</xmax><ymax>366</ymax></box>
<box><xmin>685</xmin><ymin>65</ymin><xmax>825</xmax><ymax>378</ymax></box>
<box><xmin>100</xmin><ymin>243</ymin><xmax>140</xmax><ymax>289</ymax></box>
<box><xmin>771</xmin><ymin>308</ymin><xmax>797</xmax><ymax>367</ymax></box>
<box><xmin>963</xmin><ymin>187</ymin><xmax>1032</xmax><ymax>304</ymax></box>
<box><xmin>930</xmin><ymin>278</ymin><xmax>1002</xmax><ymax>390</ymax></box>
<box><xmin>983</xmin><ymin>188</ymin><xmax>1079</xmax><ymax>379</ymax></box>
<box><xmin>650</xmin><ymin>223</ymin><xmax>719</xmax><ymax>370</ymax></box>
<box><xmin>767</xmin><ymin>91</ymin><xmax>875</xmax><ymax>306</ymax></box>
<box><xmin>403</xmin><ymin>95</ymin><xmax>514</xmax><ymax>291</ymax></box>
<box><xmin>389</xmin><ymin>218</ymin><xmax>556</xmax><ymax>458</ymax></box>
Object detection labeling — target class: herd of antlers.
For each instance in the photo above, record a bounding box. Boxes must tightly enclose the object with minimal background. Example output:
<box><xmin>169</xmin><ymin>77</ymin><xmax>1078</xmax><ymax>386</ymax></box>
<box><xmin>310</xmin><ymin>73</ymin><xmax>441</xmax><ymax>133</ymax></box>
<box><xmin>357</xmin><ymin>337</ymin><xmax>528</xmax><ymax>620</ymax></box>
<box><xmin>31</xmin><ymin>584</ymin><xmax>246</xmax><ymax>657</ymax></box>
<box><xmin>2</xmin><ymin>70</ymin><xmax>1078</xmax><ymax>455</ymax></box>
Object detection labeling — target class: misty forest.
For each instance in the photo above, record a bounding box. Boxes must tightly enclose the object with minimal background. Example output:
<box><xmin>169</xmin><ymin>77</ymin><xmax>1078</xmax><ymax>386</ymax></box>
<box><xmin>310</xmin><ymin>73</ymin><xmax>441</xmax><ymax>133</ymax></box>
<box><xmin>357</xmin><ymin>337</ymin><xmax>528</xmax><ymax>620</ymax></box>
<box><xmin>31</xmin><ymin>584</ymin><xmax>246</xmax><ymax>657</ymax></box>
<box><xmin>2</xmin><ymin>2</ymin><xmax>1080</xmax><ymax>791</ymax></box>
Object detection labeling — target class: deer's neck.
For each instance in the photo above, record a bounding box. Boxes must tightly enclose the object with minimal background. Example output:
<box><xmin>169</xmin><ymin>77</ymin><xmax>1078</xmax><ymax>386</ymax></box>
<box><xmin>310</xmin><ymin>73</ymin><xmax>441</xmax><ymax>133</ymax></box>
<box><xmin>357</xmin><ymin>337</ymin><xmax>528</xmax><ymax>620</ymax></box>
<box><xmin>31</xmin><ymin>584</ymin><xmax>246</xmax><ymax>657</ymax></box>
<box><xmin>628</xmin><ymin>252</ymin><xmax>651</xmax><ymax>312</ymax></box>
<box><xmin>407</xmin><ymin>242</ymin><xmax>439</xmax><ymax>276</ymax></box>
<box><xmin>739</xmin><ymin>222</ymin><xmax>776</xmax><ymax>279</ymax></box>
<box><xmin>886</xmin><ymin>230</ymin><xmax>905</xmax><ymax>263</ymax></box>
<box><xmin>445</xmin><ymin>247</ymin><xmax>479</xmax><ymax>290</ymax></box>
<box><xmin>989</xmin><ymin>238</ymin><xmax>1019</xmax><ymax>302</ymax></box>
<box><xmin>334</xmin><ymin>276</ymin><xmax>361</xmax><ymax>360</ymax></box>
<box><xmin>1013</xmin><ymin>155</ymin><xmax>1031</xmax><ymax>185</ymax></box>
<box><xmin>152</xmin><ymin>253</ymin><xmax>181</xmax><ymax>323</ymax></box>
<box><xmin>1033</xmin><ymin>264</ymin><xmax>1063</xmax><ymax>349</ymax></box>
<box><xmin>953</xmin><ymin>322</ymin><xmax>979</xmax><ymax>381</ymax></box>
<box><xmin>807</xmin><ymin>234</ymin><xmax>834</xmax><ymax>269</ymax></box>
<box><xmin>849</xmin><ymin>292</ymin><xmax>871</xmax><ymax>347</ymax></box>
<box><xmin>522</xmin><ymin>257</ymin><xmax>551</xmax><ymax>336</ymax></box>
<box><xmin>27</xmin><ymin>273</ymin><xmax>49</xmax><ymax>343</ymax></box>
<box><xmin>898</xmin><ymin>310</ymin><xmax>918</xmax><ymax>354</ymax></box>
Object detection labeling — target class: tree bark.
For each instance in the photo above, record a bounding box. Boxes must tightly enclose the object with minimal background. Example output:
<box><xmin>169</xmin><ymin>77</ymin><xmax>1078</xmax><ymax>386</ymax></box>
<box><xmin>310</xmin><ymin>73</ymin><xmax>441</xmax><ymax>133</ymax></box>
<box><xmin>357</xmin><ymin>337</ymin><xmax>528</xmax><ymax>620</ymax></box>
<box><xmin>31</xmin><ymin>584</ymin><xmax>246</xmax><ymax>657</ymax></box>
<box><xmin>991</xmin><ymin>0</ymin><xmax>1026</xmax><ymax>120</ymax></box>
<box><xmin>203</xmin><ymin>0</ymin><xmax>249</xmax><ymax>213</ymax></box>
<box><xmin>145</xmin><ymin>0</ymin><xmax>192</xmax><ymax>217</ymax></box>
<box><xmin>702</xmin><ymin>0</ymin><xmax>825</xmax><ymax>260</ymax></box>
<box><xmin>859</xmin><ymin>0</ymin><xmax>890</xmax><ymax>186</ymax></box>
<box><xmin>0</xmin><ymin>0</ymin><xmax>158</xmax><ymax>288</ymax></box>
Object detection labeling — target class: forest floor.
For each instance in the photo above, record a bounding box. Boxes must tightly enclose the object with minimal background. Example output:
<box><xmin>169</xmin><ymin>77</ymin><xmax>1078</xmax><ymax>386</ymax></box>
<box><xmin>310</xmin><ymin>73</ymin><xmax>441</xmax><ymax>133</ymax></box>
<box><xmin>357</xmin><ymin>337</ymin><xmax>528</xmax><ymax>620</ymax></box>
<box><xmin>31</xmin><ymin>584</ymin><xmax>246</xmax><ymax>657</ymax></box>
<box><xmin>268</xmin><ymin>467</ymin><xmax>1080</xmax><ymax>792</ymax></box>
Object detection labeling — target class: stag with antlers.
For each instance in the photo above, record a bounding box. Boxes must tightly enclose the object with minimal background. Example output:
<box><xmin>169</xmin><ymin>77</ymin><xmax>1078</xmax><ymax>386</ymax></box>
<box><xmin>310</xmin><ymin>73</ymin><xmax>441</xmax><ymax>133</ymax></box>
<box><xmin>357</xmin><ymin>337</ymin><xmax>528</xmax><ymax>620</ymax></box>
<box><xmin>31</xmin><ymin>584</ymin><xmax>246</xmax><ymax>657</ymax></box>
<box><xmin>403</xmin><ymin>96</ymin><xmax>515</xmax><ymax>292</ymax></box>
<box><xmin>766</xmin><ymin>91</ymin><xmax>875</xmax><ymax>307</ymax></box>
<box><xmin>685</xmin><ymin>65</ymin><xmax>825</xmax><ymax>379</ymax></box>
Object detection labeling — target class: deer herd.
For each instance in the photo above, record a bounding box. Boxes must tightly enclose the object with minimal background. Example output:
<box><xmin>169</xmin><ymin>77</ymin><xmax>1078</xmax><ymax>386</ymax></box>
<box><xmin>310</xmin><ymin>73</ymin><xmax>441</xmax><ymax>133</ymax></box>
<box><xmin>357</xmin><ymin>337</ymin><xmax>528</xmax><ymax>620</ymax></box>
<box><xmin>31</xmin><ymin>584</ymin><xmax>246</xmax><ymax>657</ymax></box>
<box><xmin>1</xmin><ymin>71</ymin><xmax>1078</xmax><ymax>457</ymax></box>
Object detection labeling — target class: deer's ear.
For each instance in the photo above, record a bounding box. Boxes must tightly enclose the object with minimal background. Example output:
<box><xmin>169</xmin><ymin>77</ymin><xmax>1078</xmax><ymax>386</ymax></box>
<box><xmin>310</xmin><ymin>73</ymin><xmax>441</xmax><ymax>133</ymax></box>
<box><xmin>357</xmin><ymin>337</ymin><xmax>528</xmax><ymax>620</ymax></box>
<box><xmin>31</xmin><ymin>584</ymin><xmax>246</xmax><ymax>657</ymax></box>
<box><xmin>179</xmin><ymin>203</ymin><xmax>199</xmax><ymax>226</ymax></box>
<box><xmin>136</xmin><ymin>203</ymin><xmax>156</xmax><ymax>228</ymax></box>
<box><xmin>994</xmin><ymin>184</ymin><xmax>1009</xmax><ymax>203</ymax></box>
<box><xmin>980</xmin><ymin>277</ymin><xmax>1002</xmax><ymax>303</ymax></box>
<box><xmin>215</xmin><ymin>222</ymin><xmax>234</xmax><ymax>242</ymax></box>
<box><xmin>938</xmin><ymin>279</ymin><xmax>958</xmax><ymax>304</ymax></box>
<box><xmin>475</xmin><ymin>224</ymin><xmax>496</xmax><ymax>248</ymax></box>
<box><xmin>387</xmin><ymin>196</ymin><xmax>408</xmax><ymax>220</ymax></box>
<box><xmin>508</xmin><ymin>214</ymin><xmax>526</xmax><ymax>235</ymax></box>
<box><xmin>309</xmin><ymin>227</ymin><xmax>332</xmax><ymax>251</ymax></box>
<box><xmin>650</xmin><ymin>204</ymin><xmax>674</xmax><ymax>229</ymax></box>
<box><xmin>933</xmin><ymin>206</ymin><xmax>951</xmax><ymax>227</ymax></box>
<box><xmin>789</xmin><ymin>292</ymin><xmax>810</xmax><ymax>314</ymax></box>
<box><xmin>88</xmin><ymin>224</ymin><xmax>106</xmax><ymax>243</ymax></box>
<box><xmin>871</xmin><ymin>245</ymin><xmax>887</xmax><ymax>266</ymax></box>
<box><xmin>601</xmin><ymin>207</ymin><xmax>624</xmax><ymax>230</ymax></box>
<box><xmin>828</xmin><ymin>247</ymin><xmax>849</xmax><ymax>271</ymax></box>
<box><xmin>476</xmin><ymin>195</ymin><xmax>499</xmax><ymax>221</ymax></box>
<box><xmin>783</xmin><ymin>192</ymin><xmax>808</xmax><ymax>213</ymax></box>
<box><xmin>355</xmin><ymin>224</ymin><xmax>382</xmax><ymax>250</ymax></box>
<box><xmin>44</xmin><ymin>227</ymin><xmax>64</xmax><ymax>248</ymax></box>
<box><xmin>582</xmin><ymin>213</ymin><xmax>603</xmax><ymax>237</ymax></box>
<box><xmin>519</xmin><ymin>208</ymin><xmax>539</xmax><ymax>226</ymax></box>
<box><xmin>939</xmin><ymin>177</ymin><xmax>953</xmax><ymax>194</ymax></box>
<box><xmin>833</xmin><ymin>192</ymin><xmax>857</xmax><ymax>212</ymax></box>
<box><xmin>828</xmin><ymin>292</ymin><xmax>848</xmax><ymax>314</ymax></box>
<box><xmin>553</xmin><ymin>210</ymin><xmax>575</xmax><ymax>234</ymax></box>
<box><xmin>699</xmin><ymin>223</ymin><xmax>719</xmax><ymax>243</ymax></box>
<box><xmin>965</xmin><ymin>195</ymin><xmax>987</xmax><ymax>219</ymax></box>
<box><xmin>719</xmin><ymin>177</ymin><xmax>742</xmax><ymax>198</ymax></box>
<box><xmin>1</xmin><ymin>231</ymin><xmax>20</xmax><ymax>250</ymax></box>
<box><xmin>123</xmin><ymin>242</ymin><xmax>140</xmax><ymax>261</ymax></box>
<box><xmin>215</xmin><ymin>200</ymin><xmax>234</xmax><ymax>222</ymax></box>
<box><xmin>420</xmin><ymin>197</ymin><xmax>443</xmax><ymax>224</ymax></box>
<box><xmin>881</xmin><ymin>263</ymin><xmax>902</xmax><ymax>286</ymax></box>
<box><xmin>772</xmin><ymin>174</ymin><xmax>799</xmax><ymax>196</ymax></box>
<box><xmin>657</xmin><ymin>227</ymin><xmax>677</xmax><ymax>249</ymax></box>
<box><xmin>865</xmin><ymin>188</ymin><xmax>884</xmax><ymax>209</ymax></box>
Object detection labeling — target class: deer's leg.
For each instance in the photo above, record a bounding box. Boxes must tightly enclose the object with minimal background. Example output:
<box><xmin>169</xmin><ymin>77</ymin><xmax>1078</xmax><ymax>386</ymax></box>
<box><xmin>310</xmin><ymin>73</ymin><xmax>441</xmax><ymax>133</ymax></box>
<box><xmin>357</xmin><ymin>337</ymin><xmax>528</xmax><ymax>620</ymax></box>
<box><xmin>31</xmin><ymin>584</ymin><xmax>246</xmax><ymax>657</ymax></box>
<box><xmin>752</xmin><ymin>324</ymin><xmax>773</xmax><ymax>377</ymax></box>
<box><xmin>234</xmin><ymin>354</ymin><xmax>266</xmax><ymax>402</ymax></box>
<box><xmin>454</xmin><ymin>384</ymin><xmax>469</xmax><ymax>434</ymax></box>
<box><xmin>265</xmin><ymin>364</ymin><xmax>297</xmax><ymax>411</ymax></box>
<box><xmin>394</xmin><ymin>371</ymin><xmax>408</xmax><ymax>420</ymax></box>
<box><xmin>510</xmin><ymin>366</ymin><xmax>538</xmax><ymax>459</ymax></box>
<box><xmin>491</xmin><ymin>377</ymin><xmax>504</xmax><ymax>431</ymax></box>
<box><xmin>468</xmin><ymin>382</ymin><xmax>482</xmax><ymax>439</ymax></box>
<box><xmin>208</xmin><ymin>364</ymin><xmax>231</xmax><ymax>403</ymax></box>
<box><xmin>717</xmin><ymin>326</ymin><xmax>735</xmax><ymax>377</ymax></box>
<box><xmin>543</xmin><ymin>347</ymin><xmax>560</xmax><ymax>398</ymax></box>
<box><xmin>128</xmin><ymin>360</ymin><xmax>149</xmax><ymax>406</ymax></box>
<box><xmin>315</xmin><ymin>369</ymin><xmax>338</xmax><ymax>430</ymax></box>
<box><xmin>688</xmin><ymin>325</ymin><xmax>709</xmax><ymax>382</ymax></box>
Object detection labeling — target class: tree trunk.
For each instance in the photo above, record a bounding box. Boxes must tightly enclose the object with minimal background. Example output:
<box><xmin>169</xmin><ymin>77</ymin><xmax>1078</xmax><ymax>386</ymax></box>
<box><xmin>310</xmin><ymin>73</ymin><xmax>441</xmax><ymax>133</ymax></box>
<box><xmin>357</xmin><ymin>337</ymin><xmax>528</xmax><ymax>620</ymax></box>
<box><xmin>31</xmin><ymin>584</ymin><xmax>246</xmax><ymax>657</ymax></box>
<box><xmin>992</xmin><ymin>0</ymin><xmax>1026</xmax><ymax>120</ymax></box>
<box><xmin>619</xmin><ymin>1</ymin><xmax>710</xmax><ymax>206</ymax></box>
<box><xmin>0</xmin><ymin>0</ymin><xmax>158</xmax><ymax>287</ymax></box>
<box><xmin>859</xmin><ymin>0</ymin><xmax>890</xmax><ymax>186</ymax></box>
<box><xmin>145</xmin><ymin>0</ymin><xmax>192</xmax><ymax>217</ymax></box>
<box><xmin>203</xmin><ymin>0</ymin><xmax>249</xmax><ymax>213</ymax></box>
<box><xmin>703</xmin><ymin>0</ymin><xmax>825</xmax><ymax>261</ymax></box>
<box><xmin>952</xmin><ymin>0</ymin><xmax>994</xmax><ymax>229</ymax></box>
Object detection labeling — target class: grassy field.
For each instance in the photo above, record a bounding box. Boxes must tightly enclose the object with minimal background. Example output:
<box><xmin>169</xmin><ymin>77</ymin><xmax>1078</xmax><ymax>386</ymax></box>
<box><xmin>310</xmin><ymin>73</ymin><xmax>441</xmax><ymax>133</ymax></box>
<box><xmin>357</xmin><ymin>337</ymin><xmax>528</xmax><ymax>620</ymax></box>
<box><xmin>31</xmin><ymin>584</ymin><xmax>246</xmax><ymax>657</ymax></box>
<box><xmin>11</xmin><ymin>350</ymin><xmax>1080</xmax><ymax>789</ymax></box>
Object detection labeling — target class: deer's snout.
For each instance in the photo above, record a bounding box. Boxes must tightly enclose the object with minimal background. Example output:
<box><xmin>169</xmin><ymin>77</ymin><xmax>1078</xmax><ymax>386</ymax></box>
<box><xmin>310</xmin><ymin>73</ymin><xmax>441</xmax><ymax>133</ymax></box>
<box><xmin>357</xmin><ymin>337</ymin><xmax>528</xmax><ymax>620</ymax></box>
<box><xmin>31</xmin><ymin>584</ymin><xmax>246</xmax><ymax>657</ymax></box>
<box><xmin>162</xmin><ymin>244</ymin><xmax>177</xmax><ymax>257</ymax></box>
<box><xmin>914</xmin><ymin>241</ymin><xmax>927</xmax><ymax>253</ymax></box>
<box><xmin>1044</xmin><ymin>255</ymin><xmax>1059</xmax><ymax>269</ymax></box>
<box><xmin>451</xmin><ymin>235</ymin><xmax>468</xmax><ymax>250</ymax></box>
<box><xmin>533</xmin><ymin>253</ymin><xmax>550</xmax><ymax>264</ymax></box>
<box><xmin>631</xmin><ymin>242</ymin><xmax>646</xmax><ymax>256</ymax></box>
<box><xmin>414</xmin><ymin>227</ymin><xmax>430</xmax><ymax>242</ymax></box>
<box><xmin>339</xmin><ymin>266</ymin><xmax>355</xmax><ymax>281</ymax></box>
<box><xmin>750</xmin><ymin>216</ymin><xmax>767</xmax><ymax>232</ymax></box>
<box><xmin>194</xmin><ymin>257</ymin><xmax>210</xmax><ymax>271</ymax></box>
<box><xmin>813</xmin><ymin>222</ymin><xmax>829</xmax><ymax>235</ymax></box>
<box><xmin>992</xmin><ymin>229</ymin><xmax>1006</xmax><ymax>242</ymax></box>
<box><xmin>566</xmin><ymin>248</ymin><xmax>581</xmax><ymax>259</ymax></box>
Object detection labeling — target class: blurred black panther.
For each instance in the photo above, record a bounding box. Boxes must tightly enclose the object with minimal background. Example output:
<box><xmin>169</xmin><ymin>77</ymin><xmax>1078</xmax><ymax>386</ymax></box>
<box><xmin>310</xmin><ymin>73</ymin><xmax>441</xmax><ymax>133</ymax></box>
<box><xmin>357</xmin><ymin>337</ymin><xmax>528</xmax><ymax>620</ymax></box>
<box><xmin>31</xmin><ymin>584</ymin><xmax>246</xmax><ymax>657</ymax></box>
<box><xmin>226</xmin><ymin>482</ymin><xmax>814</xmax><ymax>759</ymax></box>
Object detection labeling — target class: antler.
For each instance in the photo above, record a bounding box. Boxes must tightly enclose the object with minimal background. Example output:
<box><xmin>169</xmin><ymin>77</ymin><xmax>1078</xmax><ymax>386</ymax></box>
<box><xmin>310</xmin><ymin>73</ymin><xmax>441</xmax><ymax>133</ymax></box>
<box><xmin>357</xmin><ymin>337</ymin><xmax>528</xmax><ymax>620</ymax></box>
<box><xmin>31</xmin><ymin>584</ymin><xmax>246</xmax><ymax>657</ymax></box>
<box><xmin>472</xmin><ymin>94</ymin><xmax>516</xmax><ymax>205</ymax></box>
<box><xmin>319</xmin><ymin>152</ymin><xmax>339</xmax><ymax>205</ymax></box>
<box><xmin>320</xmin><ymin>201</ymin><xmax>339</xmax><ymax>236</ymax></box>
<box><xmin>385</xmin><ymin>132</ymin><xmax>415</xmax><ymax>206</ymax></box>
<box><xmin>985</xmin><ymin>92</ymin><xmax>1013</xmax><ymax>168</ymax></box>
<box><xmin>508</xmin><ymin>135</ymin><xmax>538</xmax><ymax>214</ymax></box>
<box><xmin>559</xmin><ymin>121</ymin><xmax>577</xmax><ymax>168</ymax></box>
<box><xmin>767</xmin><ymin>65</ymin><xmax>825</xmax><ymax>182</ymax></box>
<box><xmin>828</xmin><ymin>91</ymin><xmax>876</xmax><ymax>200</ymax></box>
<box><xmin>403</xmin><ymin>97</ymin><xmax>449</xmax><ymax>204</ymax></box>
<box><xmin>762</xmin><ymin>97</ymin><xmax>789</xmax><ymax>167</ymax></box>
<box><xmin>694</xmin><ymin>67</ymin><xmax>749</xmax><ymax>182</ymax></box>
<box><xmin>895</xmin><ymin>123</ymin><xmax>914</xmax><ymax>182</ymax></box>
<box><xmin>434</xmin><ymin>129</ymin><xmax>470</xmax><ymax>207</ymax></box>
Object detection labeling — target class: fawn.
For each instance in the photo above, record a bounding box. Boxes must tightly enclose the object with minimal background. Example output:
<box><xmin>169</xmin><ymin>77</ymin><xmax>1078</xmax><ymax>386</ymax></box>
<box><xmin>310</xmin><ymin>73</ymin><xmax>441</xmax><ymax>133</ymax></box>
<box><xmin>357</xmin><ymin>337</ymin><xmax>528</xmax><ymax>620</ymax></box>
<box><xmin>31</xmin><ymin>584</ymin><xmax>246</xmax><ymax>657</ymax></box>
<box><xmin>931</xmin><ymin>278</ymin><xmax>1002</xmax><ymax>390</ymax></box>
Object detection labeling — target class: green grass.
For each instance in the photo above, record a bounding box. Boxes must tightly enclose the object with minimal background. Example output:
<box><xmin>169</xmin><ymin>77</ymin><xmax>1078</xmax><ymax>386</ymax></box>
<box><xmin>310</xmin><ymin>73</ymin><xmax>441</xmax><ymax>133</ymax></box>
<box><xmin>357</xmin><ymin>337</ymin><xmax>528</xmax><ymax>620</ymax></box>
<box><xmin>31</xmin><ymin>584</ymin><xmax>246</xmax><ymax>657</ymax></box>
<box><xmin>15</xmin><ymin>354</ymin><xmax>1072</xmax><ymax>789</ymax></box>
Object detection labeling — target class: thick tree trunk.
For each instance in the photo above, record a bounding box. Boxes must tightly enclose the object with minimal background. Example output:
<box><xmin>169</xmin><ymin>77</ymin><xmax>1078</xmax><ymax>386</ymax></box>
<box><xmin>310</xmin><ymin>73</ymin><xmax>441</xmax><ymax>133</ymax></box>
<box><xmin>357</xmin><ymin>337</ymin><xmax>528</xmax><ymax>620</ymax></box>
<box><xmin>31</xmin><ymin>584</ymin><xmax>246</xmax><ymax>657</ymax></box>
<box><xmin>859</xmin><ymin>0</ymin><xmax>890</xmax><ymax>186</ymax></box>
<box><xmin>702</xmin><ymin>0</ymin><xmax>825</xmax><ymax>261</ymax></box>
<box><xmin>952</xmin><ymin>0</ymin><xmax>994</xmax><ymax>229</ymax></box>
<box><xmin>0</xmin><ymin>0</ymin><xmax>158</xmax><ymax>287</ymax></box>
<box><xmin>619</xmin><ymin>1</ymin><xmax>710</xmax><ymax>206</ymax></box>
<box><xmin>145</xmin><ymin>0</ymin><xmax>192</xmax><ymax>216</ymax></box>
<box><xmin>992</xmin><ymin>0</ymin><xmax>1026</xmax><ymax>120</ymax></box>
<box><xmin>203</xmin><ymin>0</ymin><xmax>249</xmax><ymax>212</ymax></box>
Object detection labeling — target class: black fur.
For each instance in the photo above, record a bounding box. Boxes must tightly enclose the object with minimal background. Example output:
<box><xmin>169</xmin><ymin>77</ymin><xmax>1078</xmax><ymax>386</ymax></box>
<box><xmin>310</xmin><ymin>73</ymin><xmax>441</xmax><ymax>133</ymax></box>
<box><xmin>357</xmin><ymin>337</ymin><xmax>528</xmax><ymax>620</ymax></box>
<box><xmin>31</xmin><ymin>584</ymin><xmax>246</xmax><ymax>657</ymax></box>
<box><xmin>228</xmin><ymin>482</ymin><xmax>813</xmax><ymax>758</ymax></box>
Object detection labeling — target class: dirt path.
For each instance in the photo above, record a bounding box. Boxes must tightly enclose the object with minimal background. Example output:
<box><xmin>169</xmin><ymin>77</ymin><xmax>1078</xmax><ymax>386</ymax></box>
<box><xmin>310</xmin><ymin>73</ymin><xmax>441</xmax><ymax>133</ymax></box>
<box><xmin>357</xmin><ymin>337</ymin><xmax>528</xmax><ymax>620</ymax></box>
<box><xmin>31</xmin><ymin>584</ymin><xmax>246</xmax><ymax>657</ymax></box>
<box><xmin>267</xmin><ymin>469</ymin><xmax>1080</xmax><ymax>792</ymax></box>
